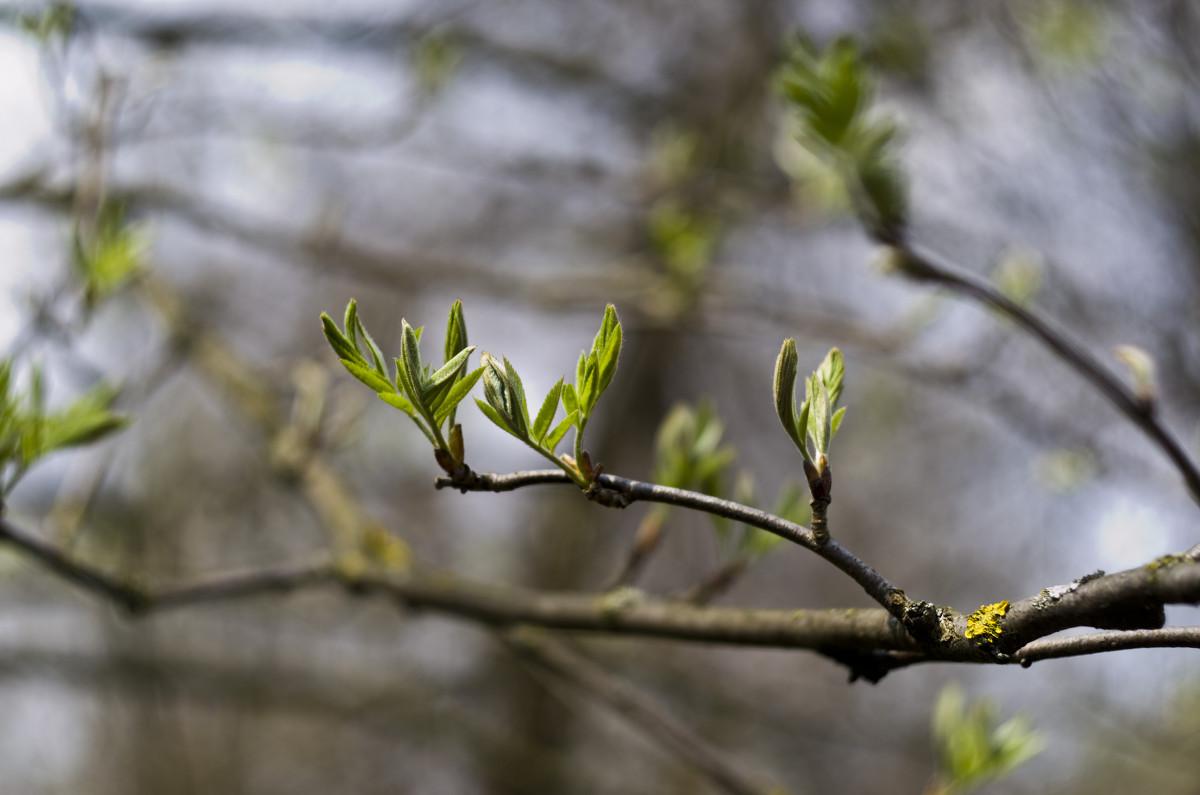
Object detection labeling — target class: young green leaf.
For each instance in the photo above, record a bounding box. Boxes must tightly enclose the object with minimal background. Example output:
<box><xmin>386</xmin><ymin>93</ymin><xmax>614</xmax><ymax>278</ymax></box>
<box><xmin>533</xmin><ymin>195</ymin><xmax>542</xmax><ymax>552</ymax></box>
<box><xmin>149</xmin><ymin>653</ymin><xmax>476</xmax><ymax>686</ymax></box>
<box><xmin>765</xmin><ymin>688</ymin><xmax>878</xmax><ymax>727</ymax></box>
<box><xmin>818</xmin><ymin>347</ymin><xmax>845</xmax><ymax>408</ymax></box>
<box><xmin>796</xmin><ymin>396</ymin><xmax>813</xmax><ymax>464</ymax></box>
<box><xmin>344</xmin><ymin>300</ymin><xmax>361</xmax><ymax>354</ymax></box>
<box><xmin>501</xmin><ymin>357</ymin><xmax>530</xmax><ymax>434</ymax></box>
<box><xmin>597</xmin><ymin>321</ymin><xmax>622</xmax><ymax>395</ymax></box>
<box><xmin>445</xmin><ymin>299</ymin><xmax>468</xmax><ymax>362</ymax></box>
<box><xmin>400</xmin><ymin>320</ymin><xmax>424</xmax><ymax>397</ymax></box>
<box><xmin>581</xmin><ymin>351</ymin><xmax>600</xmax><ymax>415</ymax></box>
<box><xmin>341</xmin><ymin>358</ymin><xmax>396</xmax><ymax>394</ymax></box>
<box><xmin>354</xmin><ymin>314</ymin><xmax>388</xmax><ymax>378</ymax></box>
<box><xmin>39</xmin><ymin>386</ymin><xmax>130</xmax><ymax>453</ymax></box>
<box><xmin>321</xmin><ymin>313</ymin><xmax>364</xmax><ymax>365</ymax></box>
<box><xmin>426</xmin><ymin>345</ymin><xmax>477</xmax><ymax>391</ymax></box>
<box><xmin>378</xmin><ymin>392</ymin><xmax>417</xmax><ymax>418</ymax></box>
<box><xmin>480</xmin><ymin>353</ymin><xmax>528</xmax><ymax>439</ymax></box>
<box><xmin>532</xmin><ymin>378</ymin><xmax>564</xmax><ymax>444</ymax></box>
<box><xmin>561</xmin><ymin>382</ymin><xmax>580</xmax><ymax>417</ymax></box>
<box><xmin>575</xmin><ymin>350</ymin><xmax>587</xmax><ymax>395</ymax></box>
<box><xmin>545</xmin><ymin>410</ymin><xmax>578</xmax><ymax>453</ymax></box>
<box><xmin>773</xmin><ymin>338</ymin><xmax>804</xmax><ymax>452</ymax></box>
<box><xmin>806</xmin><ymin>373</ymin><xmax>828</xmax><ymax>455</ymax></box>
<box><xmin>831</xmin><ymin>405</ymin><xmax>847</xmax><ymax>440</ymax></box>
<box><xmin>433</xmin><ymin>366</ymin><xmax>484</xmax><ymax>426</ymax></box>
<box><xmin>475</xmin><ymin>397</ymin><xmax>524</xmax><ymax>441</ymax></box>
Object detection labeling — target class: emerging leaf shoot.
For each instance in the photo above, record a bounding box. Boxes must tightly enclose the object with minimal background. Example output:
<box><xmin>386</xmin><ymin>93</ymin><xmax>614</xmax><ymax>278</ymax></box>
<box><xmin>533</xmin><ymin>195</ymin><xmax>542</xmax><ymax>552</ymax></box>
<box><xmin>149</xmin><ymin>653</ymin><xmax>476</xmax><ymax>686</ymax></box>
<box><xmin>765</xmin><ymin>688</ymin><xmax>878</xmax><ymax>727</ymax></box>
<box><xmin>779</xmin><ymin>36</ymin><xmax>908</xmax><ymax>242</ymax></box>
<box><xmin>773</xmin><ymin>342</ymin><xmax>846</xmax><ymax>476</ymax></box>
<box><xmin>321</xmin><ymin>300</ymin><xmax>482</xmax><ymax>470</ymax></box>
<box><xmin>0</xmin><ymin>359</ymin><xmax>129</xmax><ymax>497</ymax></box>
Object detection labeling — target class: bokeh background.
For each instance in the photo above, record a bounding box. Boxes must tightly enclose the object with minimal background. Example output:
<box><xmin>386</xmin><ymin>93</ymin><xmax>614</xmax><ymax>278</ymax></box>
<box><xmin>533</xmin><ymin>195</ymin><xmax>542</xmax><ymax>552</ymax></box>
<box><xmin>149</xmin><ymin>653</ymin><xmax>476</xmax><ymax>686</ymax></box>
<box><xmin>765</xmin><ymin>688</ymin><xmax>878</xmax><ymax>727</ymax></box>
<box><xmin>1</xmin><ymin>1</ymin><xmax>1200</xmax><ymax>793</ymax></box>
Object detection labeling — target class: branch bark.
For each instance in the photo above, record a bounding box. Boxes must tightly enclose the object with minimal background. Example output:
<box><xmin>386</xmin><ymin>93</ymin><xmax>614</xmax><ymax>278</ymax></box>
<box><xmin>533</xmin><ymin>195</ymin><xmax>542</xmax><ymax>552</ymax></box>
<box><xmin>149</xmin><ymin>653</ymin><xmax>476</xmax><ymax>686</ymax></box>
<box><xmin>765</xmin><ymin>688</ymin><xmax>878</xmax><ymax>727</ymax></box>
<box><xmin>3</xmin><ymin>513</ymin><xmax>1200</xmax><ymax>677</ymax></box>
<box><xmin>436</xmin><ymin>468</ymin><xmax>906</xmax><ymax>619</ymax></box>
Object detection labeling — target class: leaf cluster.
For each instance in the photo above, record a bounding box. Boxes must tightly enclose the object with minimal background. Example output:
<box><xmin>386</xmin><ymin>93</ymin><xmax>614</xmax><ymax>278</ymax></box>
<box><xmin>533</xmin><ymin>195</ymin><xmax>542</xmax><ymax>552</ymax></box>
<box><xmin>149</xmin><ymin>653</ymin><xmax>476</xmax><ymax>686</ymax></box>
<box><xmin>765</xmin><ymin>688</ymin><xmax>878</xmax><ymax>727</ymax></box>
<box><xmin>0</xmin><ymin>359</ymin><xmax>129</xmax><ymax>498</ymax></box>
<box><xmin>774</xmin><ymin>341</ymin><xmax>846</xmax><ymax>475</ymax></box>
<box><xmin>321</xmin><ymin>300</ymin><xmax>481</xmax><ymax>469</ymax></box>
<box><xmin>779</xmin><ymin>36</ymin><xmax>908</xmax><ymax>241</ymax></box>
<box><xmin>477</xmin><ymin>305</ymin><xmax>622</xmax><ymax>485</ymax></box>
<box><xmin>931</xmin><ymin>683</ymin><xmax>1045</xmax><ymax>794</ymax></box>
<box><xmin>72</xmin><ymin>202</ymin><xmax>149</xmax><ymax>309</ymax></box>
<box><xmin>654</xmin><ymin>401</ymin><xmax>808</xmax><ymax>564</ymax></box>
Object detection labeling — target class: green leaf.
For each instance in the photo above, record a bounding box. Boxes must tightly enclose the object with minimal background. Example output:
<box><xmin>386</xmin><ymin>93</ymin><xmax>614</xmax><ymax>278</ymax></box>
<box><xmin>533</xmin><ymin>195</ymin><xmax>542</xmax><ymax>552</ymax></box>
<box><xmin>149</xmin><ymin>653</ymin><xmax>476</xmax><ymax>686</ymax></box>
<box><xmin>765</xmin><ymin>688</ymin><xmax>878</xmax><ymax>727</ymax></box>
<box><xmin>378</xmin><ymin>391</ymin><xmax>417</xmax><ymax>417</ymax></box>
<box><xmin>355</xmin><ymin>315</ymin><xmax>387</xmax><ymax>378</ymax></box>
<box><xmin>531</xmin><ymin>378</ymin><xmax>564</xmax><ymax>444</ymax></box>
<box><xmin>830</xmin><ymin>405</ymin><xmax>846</xmax><ymax>440</ymax></box>
<box><xmin>581</xmin><ymin>351</ymin><xmax>600</xmax><ymax>416</ymax></box>
<box><xmin>931</xmin><ymin>683</ymin><xmax>1044</xmax><ymax>792</ymax></box>
<box><xmin>480</xmin><ymin>353</ymin><xmax>527</xmax><ymax>438</ymax></box>
<box><xmin>818</xmin><ymin>347</ymin><xmax>845</xmax><ymax>408</ymax></box>
<box><xmin>400</xmin><ymin>321</ymin><xmax>425</xmax><ymax>394</ymax></box>
<box><xmin>545</xmin><ymin>410</ymin><xmax>578</xmax><ymax>453</ymax></box>
<box><xmin>502</xmin><ymin>357</ymin><xmax>530</xmax><ymax>433</ymax></box>
<box><xmin>394</xmin><ymin>356</ymin><xmax>421</xmax><ymax>407</ymax></box>
<box><xmin>805</xmin><ymin>373</ymin><xmax>826</xmax><ymax>455</ymax></box>
<box><xmin>575</xmin><ymin>350</ymin><xmax>587</xmax><ymax>393</ymax></box>
<box><xmin>426</xmin><ymin>345</ymin><xmax>476</xmax><ymax>391</ymax></box>
<box><xmin>796</xmin><ymin>397</ymin><xmax>813</xmax><ymax>464</ymax></box>
<box><xmin>341</xmin><ymin>358</ymin><xmax>395</xmax><ymax>394</ymax></box>
<box><xmin>444</xmin><ymin>299</ymin><xmax>468</xmax><ymax>362</ymax></box>
<box><xmin>562</xmin><ymin>382</ymin><xmax>579</xmax><ymax>416</ymax></box>
<box><xmin>773</xmin><ymin>338</ymin><xmax>804</xmax><ymax>451</ymax></box>
<box><xmin>434</xmin><ymin>366</ymin><xmax>484</xmax><ymax>426</ymax></box>
<box><xmin>40</xmin><ymin>389</ymin><xmax>129</xmax><ymax>453</ymax></box>
<box><xmin>321</xmin><ymin>313</ymin><xmax>363</xmax><ymax>365</ymax></box>
<box><xmin>475</xmin><ymin>397</ymin><xmax>524</xmax><ymax>440</ymax></box>
<box><xmin>344</xmin><ymin>300</ymin><xmax>361</xmax><ymax>354</ymax></box>
<box><xmin>597</xmin><ymin>320</ymin><xmax>622</xmax><ymax>395</ymax></box>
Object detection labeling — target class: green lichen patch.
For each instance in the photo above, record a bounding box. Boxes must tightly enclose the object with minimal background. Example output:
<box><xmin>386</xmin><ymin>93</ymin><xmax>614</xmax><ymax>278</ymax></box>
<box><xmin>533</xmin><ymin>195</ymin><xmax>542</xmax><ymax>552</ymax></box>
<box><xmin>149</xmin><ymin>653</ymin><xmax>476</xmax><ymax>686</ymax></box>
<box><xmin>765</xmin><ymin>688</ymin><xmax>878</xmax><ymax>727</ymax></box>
<box><xmin>965</xmin><ymin>601</ymin><xmax>1010</xmax><ymax>645</ymax></box>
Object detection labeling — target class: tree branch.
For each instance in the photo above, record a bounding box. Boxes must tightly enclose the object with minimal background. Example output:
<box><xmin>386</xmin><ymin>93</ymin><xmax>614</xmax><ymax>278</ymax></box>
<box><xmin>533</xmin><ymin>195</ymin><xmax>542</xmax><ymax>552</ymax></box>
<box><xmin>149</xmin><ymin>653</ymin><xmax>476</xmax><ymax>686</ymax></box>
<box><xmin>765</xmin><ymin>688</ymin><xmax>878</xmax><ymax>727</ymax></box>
<box><xmin>436</xmin><ymin>468</ymin><xmax>906</xmax><ymax>618</ymax></box>
<box><xmin>892</xmin><ymin>243</ymin><xmax>1200</xmax><ymax>506</ymax></box>
<box><xmin>1014</xmin><ymin>627</ymin><xmax>1200</xmax><ymax>665</ymax></box>
<box><xmin>5</xmin><ymin>511</ymin><xmax>1200</xmax><ymax>676</ymax></box>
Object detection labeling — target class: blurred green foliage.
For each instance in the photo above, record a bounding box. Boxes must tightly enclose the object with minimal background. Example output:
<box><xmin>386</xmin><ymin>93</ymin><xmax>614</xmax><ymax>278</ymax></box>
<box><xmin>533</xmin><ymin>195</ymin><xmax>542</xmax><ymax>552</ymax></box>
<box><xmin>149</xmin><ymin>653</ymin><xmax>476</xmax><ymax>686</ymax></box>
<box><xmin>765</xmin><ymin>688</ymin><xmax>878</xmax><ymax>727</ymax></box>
<box><xmin>779</xmin><ymin>36</ymin><xmax>908</xmax><ymax>241</ymax></box>
<box><xmin>929</xmin><ymin>683</ymin><xmax>1044</xmax><ymax>794</ymax></box>
<box><xmin>0</xmin><ymin>359</ymin><xmax>128</xmax><ymax>498</ymax></box>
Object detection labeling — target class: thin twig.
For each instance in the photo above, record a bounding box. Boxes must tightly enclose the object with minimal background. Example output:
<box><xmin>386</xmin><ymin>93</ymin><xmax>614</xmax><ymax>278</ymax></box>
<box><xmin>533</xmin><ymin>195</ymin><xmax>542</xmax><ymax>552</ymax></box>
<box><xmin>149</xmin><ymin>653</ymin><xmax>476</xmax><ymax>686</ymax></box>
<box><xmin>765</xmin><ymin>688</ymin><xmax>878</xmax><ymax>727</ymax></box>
<box><xmin>501</xmin><ymin>627</ymin><xmax>781</xmax><ymax>795</ymax></box>
<box><xmin>1015</xmin><ymin>627</ymin><xmax>1200</xmax><ymax>665</ymax></box>
<box><xmin>0</xmin><ymin>516</ymin><xmax>149</xmax><ymax>611</ymax></box>
<box><xmin>437</xmin><ymin>468</ymin><xmax>905</xmax><ymax>618</ymax></box>
<box><xmin>895</xmin><ymin>243</ymin><xmax>1200</xmax><ymax>505</ymax></box>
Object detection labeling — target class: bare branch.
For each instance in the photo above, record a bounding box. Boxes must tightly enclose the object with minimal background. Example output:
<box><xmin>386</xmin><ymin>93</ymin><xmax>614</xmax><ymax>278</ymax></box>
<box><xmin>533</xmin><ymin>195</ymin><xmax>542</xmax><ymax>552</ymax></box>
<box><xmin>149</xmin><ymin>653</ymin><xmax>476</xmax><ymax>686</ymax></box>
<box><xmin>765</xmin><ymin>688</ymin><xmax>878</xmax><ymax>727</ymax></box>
<box><xmin>0</xmin><ymin>515</ymin><xmax>150</xmax><ymax>612</ymax></box>
<box><xmin>6</xmin><ymin>511</ymin><xmax>1200</xmax><ymax>674</ymax></box>
<box><xmin>893</xmin><ymin>243</ymin><xmax>1200</xmax><ymax>506</ymax></box>
<box><xmin>437</xmin><ymin>468</ymin><xmax>906</xmax><ymax>617</ymax></box>
<box><xmin>1015</xmin><ymin>627</ymin><xmax>1200</xmax><ymax>664</ymax></box>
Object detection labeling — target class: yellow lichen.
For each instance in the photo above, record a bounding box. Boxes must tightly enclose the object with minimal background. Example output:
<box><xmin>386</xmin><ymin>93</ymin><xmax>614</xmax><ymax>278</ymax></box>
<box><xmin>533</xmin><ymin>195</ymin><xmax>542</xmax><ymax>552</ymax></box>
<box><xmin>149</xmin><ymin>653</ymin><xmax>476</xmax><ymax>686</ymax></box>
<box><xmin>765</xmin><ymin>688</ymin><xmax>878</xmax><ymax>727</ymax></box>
<box><xmin>1144</xmin><ymin>553</ymin><xmax>1190</xmax><ymax>577</ymax></box>
<box><xmin>965</xmin><ymin>600</ymin><xmax>1010</xmax><ymax>644</ymax></box>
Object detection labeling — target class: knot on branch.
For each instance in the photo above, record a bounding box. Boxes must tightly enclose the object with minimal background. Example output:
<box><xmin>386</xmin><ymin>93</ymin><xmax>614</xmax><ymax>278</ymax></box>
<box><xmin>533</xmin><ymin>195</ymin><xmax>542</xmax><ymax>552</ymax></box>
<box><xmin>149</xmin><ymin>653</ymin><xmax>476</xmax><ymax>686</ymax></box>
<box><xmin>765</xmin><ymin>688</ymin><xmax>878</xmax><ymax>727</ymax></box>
<box><xmin>434</xmin><ymin>463</ymin><xmax>490</xmax><ymax>493</ymax></box>
<box><xmin>585</xmin><ymin>481</ymin><xmax>631</xmax><ymax>508</ymax></box>
<box><xmin>901</xmin><ymin>599</ymin><xmax>956</xmax><ymax>647</ymax></box>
